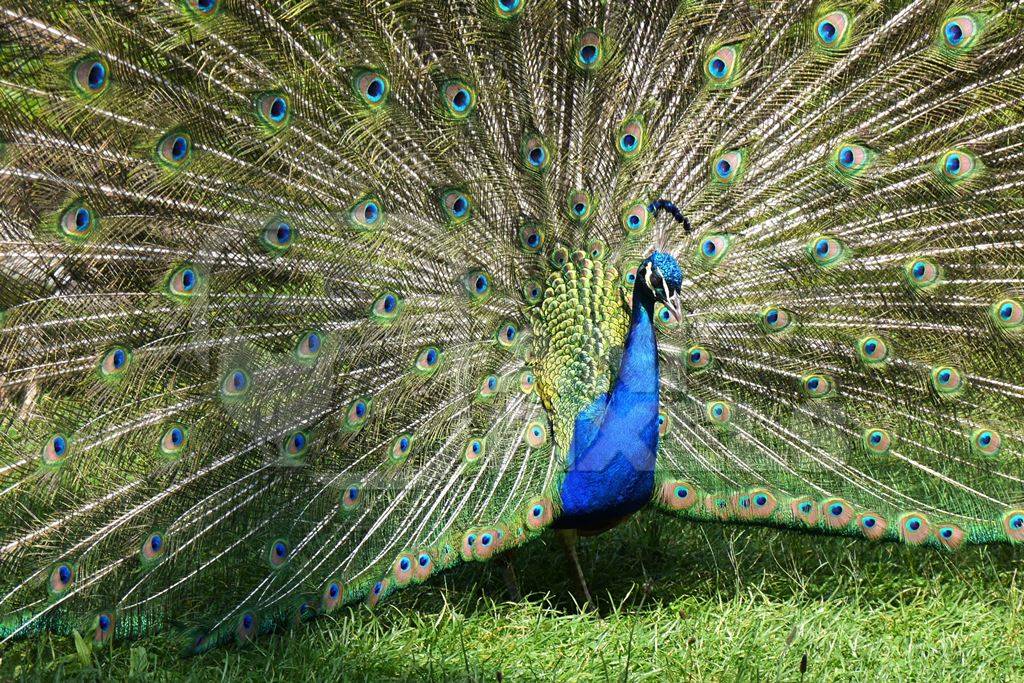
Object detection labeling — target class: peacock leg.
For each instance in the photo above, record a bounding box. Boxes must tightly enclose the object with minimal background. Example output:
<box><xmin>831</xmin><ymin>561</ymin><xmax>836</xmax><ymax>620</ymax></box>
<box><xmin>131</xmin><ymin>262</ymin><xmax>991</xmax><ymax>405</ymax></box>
<box><xmin>497</xmin><ymin>551</ymin><xmax>521</xmax><ymax>601</ymax></box>
<box><xmin>556</xmin><ymin>529</ymin><xmax>593</xmax><ymax>608</ymax></box>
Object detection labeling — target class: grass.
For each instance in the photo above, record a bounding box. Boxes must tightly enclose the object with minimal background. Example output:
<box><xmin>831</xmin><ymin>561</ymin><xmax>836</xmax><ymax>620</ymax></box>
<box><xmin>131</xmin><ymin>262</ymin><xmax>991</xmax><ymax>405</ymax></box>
<box><xmin>2</xmin><ymin>514</ymin><xmax>1023</xmax><ymax>681</ymax></box>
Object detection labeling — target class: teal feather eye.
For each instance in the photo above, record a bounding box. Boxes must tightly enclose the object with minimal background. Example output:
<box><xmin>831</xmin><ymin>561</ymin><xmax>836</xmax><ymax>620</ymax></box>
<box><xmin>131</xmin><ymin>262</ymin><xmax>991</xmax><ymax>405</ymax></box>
<box><xmin>815</xmin><ymin>11</ymin><xmax>851</xmax><ymax>49</ymax></box>
<box><xmin>281</xmin><ymin>431</ymin><xmax>309</xmax><ymax>460</ymax></box>
<box><xmin>821</xmin><ymin>498</ymin><xmax>854</xmax><ymax>529</ymax></box>
<box><xmin>159</xmin><ymin>423</ymin><xmax>189</xmax><ymax>456</ymax></box>
<box><xmin>496</xmin><ymin>321</ymin><xmax>518</xmax><ymax>347</ymax></box>
<box><xmin>862</xmin><ymin>428</ymin><xmax>892</xmax><ymax>455</ymax></box>
<box><xmin>940</xmin><ymin>15</ymin><xmax>981</xmax><ymax>52</ymax></box>
<box><xmin>156</xmin><ymin>131</ymin><xmax>191</xmax><ymax>168</ymax></box>
<box><xmin>93</xmin><ymin>613</ymin><xmax>115</xmax><ymax>645</ymax></box>
<box><xmin>463</xmin><ymin>270</ymin><xmax>493</xmax><ymax>302</ymax></box>
<box><xmin>655</xmin><ymin>304</ymin><xmax>680</xmax><ymax>327</ymax></box>
<box><xmin>441</xmin><ymin>80</ymin><xmax>476</xmax><ymax>118</ymax></box>
<box><xmin>807</xmin><ymin>236</ymin><xmax>846</xmax><ymax>267</ymax></box>
<box><xmin>353</xmin><ymin>70</ymin><xmax>389</xmax><ymax>107</ymax></box>
<box><xmin>791</xmin><ymin>497</ymin><xmax>819</xmax><ymax>526</ymax></box>
<box><xmin>760</xmin><ymin>306</ymin><xmax>793</xmax><ymax>333</ymax></box>
<box><xmin>261</xmin><ymin>218</ymin><xmax>294</xmax><ymax>253</ymax></box>
<box><xmin>971</xmin><ymin>428</ymin><xmax>1002</xmax><ymax>457</ymax></box>
<box><xmin>711</xmin><ymin>150</ymin><xmax>745</xmax><ymax>184</ymax></box>
<box><xmin>345</xmin><ymin>397</ymin><xmax>371</xmax><ymax>429</ymax></box>
<box><xmin>567</xmin><ymin>190</ymin><xmax>594</xmax><ymax>222</ymax></box>
<box><xmin>936</xmin><ymin>524</ymin><xmax>965</xmax><ymax>550</ymax></box>
<box><xmin>525</xmin><ymin>497</ymin><xmax>553</xmax><ymax>529</ymax></box>
<box><xmin>48</xmin><ymin>562</ymin><xmax>75</xmax><ymax>597</ymax></box>
<box><xmin>99</xmin><ymin>345</ymin><xmax>131</xmax><ymax>378</ymax></box>
<box><xmin>574</xmin><ymin>30</ymin><xmax>605</xmax><ymax>70</ymax></box>
<box><xmin>857</xmin><ymin>512</ymin><xmax>888</xmax><ymax>540</ymax></box>
<box><xmin>321</xmin><ymin>580</ymin><xmax>344</xmax><ymax>612</ymax></box>
<box><xmin>521</xmin><ymin>133</ymin><xmax>551</xmax><ymax>172</ymax></box>
<box><xmin>477</xmin><ymin>374</ymin><xmax>499</xmax><ymax>400</ymax></box>
<box><xmin>393</xmin><ymin>553</ymin><xmax>416</xmax><ymax>585</ymax></box>
<box><xmin>370</xmin><ymin>292</ymin><xmax>403</xmax><ymax>324</ymax></box>
<box><xmin>167</xmin><ymin>265</ymin><xmax>201</xmax><ymax>299</ymax></box>
<box><xmin>41</xmin><ymin>434</ymin><xmax>70</xmax><ymax>467</ymax></box>
<box><xmin>267</xmin><ymin>539</ymin><xmax>289</xmax><ymax>569</ymax></box>
<box><xmin>900</xmin><ymin>513</ymin><xmax>931</xmax><ymax>544</ymax></box>
<box><xmin>59</xmin><ymin>202</ymin><xmax>96</xmax><ymax>239</ymax></box>
<box><xmin>800</xmin><ymin>372</ymin><xmax>835</xmax><ymax>398</ymax></box>
<box><xmin>140</xmin><ymin>531</ymin><xmax>166</xmax><ymax>565</ymax></box>
<box><xmin>658</xmin><ymin>411</ymin><xmax>670</xmax><ymax>437</ymax></box>
<box><xmin>349</xmin><ymin>194</ymin><xmax>383</xmax><ymax>230</ymax></box>
<box><xmin>464</xmin><ymin>437</ymin><xmax>485</xmax><ymax>463</ymax></box>
<box><xmin>518</xmin><ymin>222</ymin><xmax>545</xmax><ymax>252</ymax></box>
<box><xmin>294</xmin><ymin>330</ymin><xmax>323</xmax><ymax>362</ymax></box>
<box><xmin>521</xmin><ymin>280</ymin><xmax>543</xmax><ymax>305</ymax></box>
<box><xmin>1002</xmin><ymin>510</ymin><xmax>1024</xmax><ymax>543</ymax></box>
<box><xmin>623</xmin><ymin>265</ymin><xmax>638</xmax><ymax>288</ymax></box>
<box><xmin>441</xmin><ymin>189</ymin><xmax>472</xmax><ymax>225</ymax></box>
<box><xmin>697</xmin><ymin>234</ymin><xmax>731</xmax><ymax>265</ymax></box>
<box><xmin>414</xmin><ymin>552</ymin><xmax>434</xmax><ymax>581</ymax></box>
<box><xmin>832</xmin><ymin>143</ymin><xmax>874</xmax><ymax>176</ymax></box>
<box><xmin>588</xmin><ymin>240</ymin><xmax>606</xmax><ymax>260</ymax></box>
<box><xmin>256</xmin><ymin>92</ymin><xmax>290</xmax><ymax>129</ymax></box>
<box><xmin>930</xmin><ymin>366</ymin><xmax>964</xmax><ymax>397</ymax></box>
<box><xmin>390</xmin><ymin>434</ymin><xmax>413</xmax><ymax>463</ymax></box>
<box><xmin>621</xmin><ymin>202</ymin><xmax>650</xmax><ymax>233</ymax></box>
<box><xmin>706</xmin><ymin>400</ymin><xmax>732</xmax><ymax>426</ymax></box>
<box><xmin>857</xmin><ymin>336</ymin><xmax>889</xmax><ymax>366</ymax></box>
<box><xmin>705</xmin><ymin>43</ymin><xmax>741</xmax><ymax>86</ymax></box>
<box><xmin>414</xmin><ymin>346</ymin><xmax>442</xmax><ymax>375</ymax></box>
<box><xmin>936</xmin><ymin>149</ymin><xmax>978</xmax><ymax>184</ymax></box>
<box><xmin>904</xmin><ymin>258</ymin><xmax>941</xmax><ymax>289</ymax></box>
<box><xmin>519</xmin><ymin>370</ymin><xmax>536</xmax><ymax>394</ymax></box>
<box><xmin>72</xmin><ymin>57</ymin><xmax>109</xmax><ymax>97</ymax></box>
<box><xmin>616</xmin><ymin>120</ymin><xmax>644</xmax><ymax>158</ymax></box>
<box><xmin>992</xmin><ymin>298</ymin><xmax>1023</xmax><ymax>330</ymax></box>
<box><xmin>185</xmin><ymin>0</ymin><xmax>220</xmax><ymax>16</ymax></box>
<box><xmin>685</xmin><ymin>345</ymin><xmax>712</xmax><ymax>371</ymax></box>
<box><xmin>341</xmin><ymin>483</ymin><xmax>362</xmax><ymax>509</ymax></box>
<box><xmin>494</xmin><ymin>0</ymin><xmax>523</xmax><ymax>19</ymax></box>
<box><xmin>220</xmin><ymin>369</ymin><xmax>250</xmax><ymax>399</ymax></box>
<box><xmin>549</xmin><ymin>246</ymin><xmax>569</xmax><ymax>269</ymax></box>
<box><xmin>524</xmin><ymin>421</ymin><xmax>547</xmax><ymax>448</ymax></box>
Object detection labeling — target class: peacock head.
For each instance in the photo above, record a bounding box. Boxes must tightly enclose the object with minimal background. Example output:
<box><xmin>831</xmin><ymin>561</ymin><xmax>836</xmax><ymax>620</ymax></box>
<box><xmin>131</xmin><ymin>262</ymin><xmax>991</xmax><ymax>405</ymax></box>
<box><xmin>637</xmin><ymin>251</ymin><xmax>683</xmax><ymax>320</ymax></box>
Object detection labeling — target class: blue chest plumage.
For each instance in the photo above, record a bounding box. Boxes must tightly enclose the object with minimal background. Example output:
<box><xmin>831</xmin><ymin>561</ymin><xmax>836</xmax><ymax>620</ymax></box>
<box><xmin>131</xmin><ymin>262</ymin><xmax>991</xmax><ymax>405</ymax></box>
<box><xmin>555</xmin><ymin>291</ymin><xmax>660</xmax><ymax>530</ymax></box>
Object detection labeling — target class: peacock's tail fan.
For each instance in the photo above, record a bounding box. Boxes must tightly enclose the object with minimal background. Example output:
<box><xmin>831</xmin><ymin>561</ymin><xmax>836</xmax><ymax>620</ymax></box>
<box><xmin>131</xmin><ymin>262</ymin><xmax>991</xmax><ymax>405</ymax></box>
<box><xmin>0</xmin><ymin>0</ymin><xmax>1022</xmax><ymax>647</ymax></box>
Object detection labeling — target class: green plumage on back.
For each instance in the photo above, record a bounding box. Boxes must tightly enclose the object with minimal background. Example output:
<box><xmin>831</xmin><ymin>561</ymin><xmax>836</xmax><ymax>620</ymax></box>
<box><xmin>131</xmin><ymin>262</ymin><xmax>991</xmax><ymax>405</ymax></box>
<box><xmin>0</xmin><ymin>0</ymin><xmax>1023</xmax><ymax>652</ymax></box>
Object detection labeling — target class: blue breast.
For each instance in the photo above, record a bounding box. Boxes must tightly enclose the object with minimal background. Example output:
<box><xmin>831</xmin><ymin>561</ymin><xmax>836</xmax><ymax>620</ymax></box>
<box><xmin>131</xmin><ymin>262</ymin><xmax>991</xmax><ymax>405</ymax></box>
<box><xmin>555</xmin><ymin>292</ymin><xmax>660</xmax><ymax>530</ymax></box>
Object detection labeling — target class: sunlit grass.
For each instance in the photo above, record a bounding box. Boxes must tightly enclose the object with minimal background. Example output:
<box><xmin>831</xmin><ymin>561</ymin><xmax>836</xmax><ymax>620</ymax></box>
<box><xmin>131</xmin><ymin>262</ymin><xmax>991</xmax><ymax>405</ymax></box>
<box><xmin>3</xmin><ymin>514</ymin><xmax>1023</xmax><ymax>681</ymax></box>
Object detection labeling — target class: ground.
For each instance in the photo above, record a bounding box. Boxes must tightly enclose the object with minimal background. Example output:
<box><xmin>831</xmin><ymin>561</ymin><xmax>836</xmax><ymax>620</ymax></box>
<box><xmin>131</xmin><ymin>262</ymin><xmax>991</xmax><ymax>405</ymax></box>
<box><xmin>2</xmin><ymin>515</ymin><xmax>1022</xmax><ymax>682</ymax></box>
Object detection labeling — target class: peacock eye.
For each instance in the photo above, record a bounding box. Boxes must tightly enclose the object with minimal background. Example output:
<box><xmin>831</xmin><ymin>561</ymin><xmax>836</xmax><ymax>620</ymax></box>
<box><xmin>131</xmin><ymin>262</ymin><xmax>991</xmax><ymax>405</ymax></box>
<box><xmin>574</xmin><ymin>30</ymin><xmax>604</xmax><ymax>70</ymax></box>
<box><xmin>521</xmin><ymin>133</ymin><xmax>551</xmax><ymax>172</ymax></box>
<box><xmin>942</xmin><ymin>15</ymin><xmax>979</xmax><ymax>50</ymax></box>
<box><xmin>760</xmin><ymin>306</ymin><xmax>793</xmax><ymax>333</ymax></box>
<box><xmin>937</xmin><ymin>149</ymin><xmax>977</xmax><ymax>184</ymax></box>
<box><xmin>262</xmin><ymin>218</ymin><xmax>294</xmax><ymax>252</ymax></box>
<box><xmin>992</xmin><ymin>298</ymin><xmax>1024</xmax><ymax>329</ymax></box>
<box><xmin>494</xmin><ymin>0</ymin><xmax>523</xmax><ymax>19</ymax></box>
<box><xmin>256</xmin><ymin>92</ymin><xmax>290</xmax><ymax>128</ymax></box>
<box><xmin>833</xmin><ymin>143</ymin><xmax>874</xmax><ymax>176</ymax></box>
<box><xmin>525</xmin><ymin>420</ymin><xmax>547</xmax><ymax>447</ymax></box>
<box><xmin>712</xmin><ymin>150</ymin><xmax>744</xmax><ymax>183</ymax></box>
<box><xmin>60</xmin><ymin>203</ymin><xmax>95</xmax><ymax>239</ymax></box>
<box><xmin>862</xmin><ymin>428</ymin><xmax>892</xmax><ymax>454</ymax></box>
<box><xmin>414</xmin><ymin>346</ymin><xmax>442</xmax><ymax>375</ymax></box>
<box><xmin>698</xmin><ymin>234</ymin><xmax>732</xmax><ymax>264</ymax></box>
<box><xmin>354</xmin><ymin>70</ymin><xmax>389</xmax><ymax>107</ymax></box>
<box><xmin>496</xmin><ymin>321</ymin><xmax>518</xmax><ymax>347</ymax></box>
<box><xmin>160</xmin><ymin>423</ymin><xmax>189</xmax><ymax>456</ymax></box>
<box><xmin>905</xmin><ymin>258</ymin><xmax>941</xmax><ymax>289</ymax></box>
<box><xmin>857</xmin><ymin>336</ymin><xmax>889</xmax><ymax>365</ymax></box>
<box><xmin>931</xmin><ymin>366</ymin><xmax>964</xmax><ymax>396</ymax></box>
<box><xmin>370</xmin><ymin>291</ymin><xmax>402</xmax><ymax>324</ymax></box>
<box><xmin>99</xmin><ymin>346</ymin><xmax>131</xmax><ymax>377</ymax></box>
<box><xmin>518</xmin><ymin>222</ymin><xmax>544</xmax><ymax>252</ymax></box>
<box><xmin>801</xmin><ymin>372</ymin><xmax>835</xmax><ymax>398</ymax></box>
<box><xmin>621</xmin><ymin>202</ymin><xmax>649</xmax><ymax>233</ymax></box>
<box><xmin>73</xmin><ymin>57</ymin><xmax>108</xmax><ymax>96</ymax></box>
<box><xmin>186</xmin><ymin>0</ymin><xmax>220</xmax><ymax>15</ymax></box>
<box><xmin>349</xmin><ymin>195</ymin><xmax>383</xmax><ymax>230</ymax></box>
<box><xmin>971</xmin><ymin>428</ymin><xmax>1002</xmax><ymax>457</ymax></box>
<box><xmin>815</xmin><ymin>11</ymin><xmax>850</xmax><ymax>48</ymax></box>
<box><xmin>220</xmin><ymin>369</ymin><xmax>250</xmax><ymax>398</ymax></box>
<box><xmin>441</xmin><ymin>189</ymin><xmax>472</xmax><ymax>224</ymax></box>
<box><xmin>41</xmin><ymin>434</ymin><xmax>70</xmax><ymax>466</ymax></box>
<box><xmin>705</xmin><ymin>44</ymin><xmax>740</xmax><ymax>85</ymax></box>
<box><xmin>157</xmin><ymin>131</ymin><xmax>191</xmax><ymax>167</ymax></box>
<box><xmin>442</xmin><ymin>80</ymin><xmax>476</xmax><ymax>117</ymax></box>
<box><xmin>167</xmin><ymin>265</ymin><xmax>201</xmax><ymax>298</ymax></box>
<box><xmin>808</xmin><ymin>236</ymin><xmax>846</xmax><ymax>267</ymax></box>
<box><xmin>616</xmin><ymin>120</ymin><xmax>644</xmax><ymax>158</ymax></box>
<box><xmin>567</xmin><ymin>190</ymin><xmax>593</xmax><ymax>221</ymax></box>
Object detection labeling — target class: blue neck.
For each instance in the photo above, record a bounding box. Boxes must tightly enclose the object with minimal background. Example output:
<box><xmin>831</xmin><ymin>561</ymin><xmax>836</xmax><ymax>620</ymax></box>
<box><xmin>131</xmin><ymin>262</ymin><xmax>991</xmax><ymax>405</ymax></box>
<box><xmin>555</xmin><ymin>283</ymin><xmax>661</xmax><ymax>530</ymax></box>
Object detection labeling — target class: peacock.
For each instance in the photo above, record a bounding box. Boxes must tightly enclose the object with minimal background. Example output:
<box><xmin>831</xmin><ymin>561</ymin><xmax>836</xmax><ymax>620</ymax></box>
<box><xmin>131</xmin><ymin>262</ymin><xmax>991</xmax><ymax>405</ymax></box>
<box><xmin>1</xmin><ymin>0</ymin><xmax>1023</xmax><ymax>653</ymax></box>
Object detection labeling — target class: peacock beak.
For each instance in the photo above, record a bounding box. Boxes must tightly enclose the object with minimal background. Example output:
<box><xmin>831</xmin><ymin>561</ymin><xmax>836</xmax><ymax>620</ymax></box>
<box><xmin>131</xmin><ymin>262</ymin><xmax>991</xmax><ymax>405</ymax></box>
<box><xmin>665</xmin><ymin>290</ymin><xmax>683</xmax><ymax>323</ymax></box>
